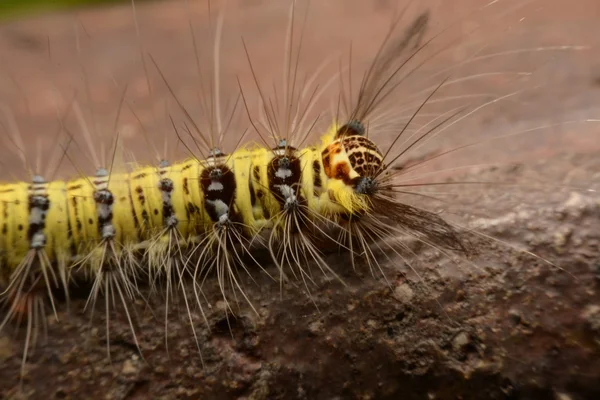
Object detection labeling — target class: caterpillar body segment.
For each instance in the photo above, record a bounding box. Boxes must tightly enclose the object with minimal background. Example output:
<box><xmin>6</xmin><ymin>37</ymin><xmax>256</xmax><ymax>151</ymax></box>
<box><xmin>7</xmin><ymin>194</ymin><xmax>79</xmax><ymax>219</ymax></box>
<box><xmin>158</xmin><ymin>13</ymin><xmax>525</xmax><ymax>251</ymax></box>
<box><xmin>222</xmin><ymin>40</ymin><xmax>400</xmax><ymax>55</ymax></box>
<box><xmin>65</xmin><ymin>176</ymin><xmax>99</xmax><ymax>260</ymax></box>
<box><xmin>44</xmin><ymin>181</ymin><xmax>71</xmax><ymax>270</ymax></box>
<box><xmin>129</xmin><ymin>165</ymin><xmax>165</xmax><ymax>241</ymax></box>
<box><xmin>0</xmin><ymin>177</ymin><xmax>70</xmax><ymax>381</ymax></box>
<box><xmin>0</xmin><ymin>178</ymin><xmax>70</xmax><ymax>304</ymax></box>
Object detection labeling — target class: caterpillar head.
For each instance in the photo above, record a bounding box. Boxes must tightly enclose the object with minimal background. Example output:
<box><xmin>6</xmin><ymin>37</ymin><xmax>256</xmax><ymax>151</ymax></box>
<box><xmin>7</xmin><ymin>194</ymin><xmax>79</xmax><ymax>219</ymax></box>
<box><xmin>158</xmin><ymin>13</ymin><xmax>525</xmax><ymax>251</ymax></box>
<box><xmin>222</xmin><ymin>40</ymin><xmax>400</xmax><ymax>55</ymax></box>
<box><xmin>321</xmin><ymin>120</ymin><xmax>384</xmax><ymax>196</ymax></box>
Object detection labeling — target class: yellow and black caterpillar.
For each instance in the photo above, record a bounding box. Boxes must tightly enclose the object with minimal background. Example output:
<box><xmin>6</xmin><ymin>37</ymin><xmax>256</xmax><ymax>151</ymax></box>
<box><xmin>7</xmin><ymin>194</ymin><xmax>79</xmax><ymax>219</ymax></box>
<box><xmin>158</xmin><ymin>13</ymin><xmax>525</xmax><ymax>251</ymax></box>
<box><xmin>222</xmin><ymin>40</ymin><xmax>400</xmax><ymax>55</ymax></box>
<box><xmin>0</xmin><ymin>120</ymin><xmax>407</xmax><ymax>300</ymax></box>
<box><xmin>0</xmin><ymin>6</ymin><xmax>476</xmax><ymax>375</ymax></box>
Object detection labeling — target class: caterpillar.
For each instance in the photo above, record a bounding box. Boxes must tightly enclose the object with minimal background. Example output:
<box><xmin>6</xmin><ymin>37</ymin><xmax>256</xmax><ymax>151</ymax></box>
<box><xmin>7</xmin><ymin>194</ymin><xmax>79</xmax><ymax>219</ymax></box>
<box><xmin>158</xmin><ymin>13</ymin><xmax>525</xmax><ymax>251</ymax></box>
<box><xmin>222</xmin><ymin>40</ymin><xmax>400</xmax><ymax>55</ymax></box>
<box><xmin>1</xmin><ymin>0</ymin><xmax>599</xmax><ymax>398</ymax></box>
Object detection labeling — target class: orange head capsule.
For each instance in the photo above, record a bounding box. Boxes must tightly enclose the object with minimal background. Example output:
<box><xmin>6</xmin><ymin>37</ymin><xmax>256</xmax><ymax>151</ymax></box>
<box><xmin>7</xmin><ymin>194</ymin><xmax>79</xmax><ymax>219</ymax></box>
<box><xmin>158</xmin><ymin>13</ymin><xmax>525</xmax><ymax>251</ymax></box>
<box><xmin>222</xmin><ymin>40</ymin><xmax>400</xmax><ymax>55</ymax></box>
<box><xmin>321</xmin><ymin>120</ymin><xmax>384</xmax><ymax>195</ymax></box>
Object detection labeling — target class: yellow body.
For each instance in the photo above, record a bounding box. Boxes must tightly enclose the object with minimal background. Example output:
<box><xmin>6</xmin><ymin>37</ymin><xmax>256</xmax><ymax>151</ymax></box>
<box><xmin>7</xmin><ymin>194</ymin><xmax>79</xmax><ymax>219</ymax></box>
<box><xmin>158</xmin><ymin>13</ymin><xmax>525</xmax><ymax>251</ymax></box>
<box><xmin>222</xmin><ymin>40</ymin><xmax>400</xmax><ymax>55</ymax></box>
<box><xmin>0</xmin><ymin>123</ymin><xmax>371</xmax><ymax>275</ymax></box>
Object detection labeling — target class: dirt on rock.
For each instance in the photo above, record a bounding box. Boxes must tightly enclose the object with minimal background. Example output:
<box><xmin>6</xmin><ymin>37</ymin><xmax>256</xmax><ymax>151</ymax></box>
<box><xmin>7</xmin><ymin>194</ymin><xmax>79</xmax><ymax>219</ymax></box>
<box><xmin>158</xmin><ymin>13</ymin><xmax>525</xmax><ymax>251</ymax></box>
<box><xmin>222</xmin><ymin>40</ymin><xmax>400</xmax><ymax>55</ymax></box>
<box><xmin>1</xmin><ymin>1</ymin><xmax>600</xmax><ymax>399</ymax></box>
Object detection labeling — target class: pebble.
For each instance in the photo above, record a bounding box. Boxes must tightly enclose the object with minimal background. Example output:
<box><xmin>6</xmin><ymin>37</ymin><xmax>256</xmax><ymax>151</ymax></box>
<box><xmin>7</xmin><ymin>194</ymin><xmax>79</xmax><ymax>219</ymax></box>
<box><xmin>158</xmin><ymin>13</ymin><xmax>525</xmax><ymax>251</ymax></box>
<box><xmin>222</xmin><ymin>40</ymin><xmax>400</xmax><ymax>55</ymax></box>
<box><xmin>555</xmin><ymin>392</ymin><xmax>573</xmax><ymax>400</ymax></box>
<box><xmin>581</xmin><ymin>304</ymin><xmax>600</xmax><ymax>332</ymax></box>
<box><xmin>393</xmin><ymin>283</ymin><xmax>414</xmax><ymax>304</ymax></box>
<box><xmin>452</xmin><ymin>332</ymin><xmax>470</xmax><ymax>351</ymax></box>
<box><xmin>508</xmin><ymin>309</ymin><xmax>522</xmax><ymax>325</ymax></box>
<box><xmin>122</xmin><ymin>358</ymin><xmax>140</xmax><ymax>375</ymax></box>
<box><xmin>308</xmin><ymin>320</ymin><xmax>324</xmax><ymax>335</ymax></box>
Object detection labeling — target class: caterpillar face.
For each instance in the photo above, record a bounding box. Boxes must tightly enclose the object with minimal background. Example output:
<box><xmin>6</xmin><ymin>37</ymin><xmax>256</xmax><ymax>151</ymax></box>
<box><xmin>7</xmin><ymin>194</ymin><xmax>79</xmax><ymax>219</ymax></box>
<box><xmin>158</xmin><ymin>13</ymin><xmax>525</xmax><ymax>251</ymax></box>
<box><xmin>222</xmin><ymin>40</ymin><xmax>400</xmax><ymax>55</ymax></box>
<box><xmin>321</xmin><ymin>121</ymin><xmax>384</xmax><ymax>195</ymax></box>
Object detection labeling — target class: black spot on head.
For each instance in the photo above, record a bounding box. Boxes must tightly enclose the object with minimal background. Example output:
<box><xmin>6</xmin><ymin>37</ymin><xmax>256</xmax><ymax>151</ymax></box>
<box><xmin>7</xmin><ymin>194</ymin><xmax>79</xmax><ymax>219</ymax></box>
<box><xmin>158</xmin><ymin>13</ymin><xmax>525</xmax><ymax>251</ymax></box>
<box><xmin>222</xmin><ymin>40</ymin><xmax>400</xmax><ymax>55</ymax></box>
<box><xmin>88</xmin><ymin>218</ymin><xmax>93</xmax><ymax>225</ymax></box>
<box><xmin>17</xmin><ymin>224</ymin><xmax>23</xmax><ymax>231</ymax></box>
<box><xmin>342</xmin><ymin>136</ymin><xmax>380</xmax><ymax>154</ymax></box>
<box><xmin>334</xmin><ymin>163</ymin><xmax>351</xmax><ymax>182</ymax></box>
<box><xmin>154</xmin><ymin>208</ymin><xmax>159</xmax><ymax>216</ymax></box>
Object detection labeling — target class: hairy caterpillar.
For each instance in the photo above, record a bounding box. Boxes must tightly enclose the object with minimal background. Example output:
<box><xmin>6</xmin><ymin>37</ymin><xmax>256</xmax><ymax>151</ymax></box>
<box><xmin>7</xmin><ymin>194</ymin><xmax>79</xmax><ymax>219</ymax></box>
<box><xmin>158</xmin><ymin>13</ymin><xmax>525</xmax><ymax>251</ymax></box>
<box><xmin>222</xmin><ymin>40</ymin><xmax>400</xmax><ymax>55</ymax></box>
<box><xmin>1</xmin><ymin>0</ymin><xmax>599</xmax><ymax>398</ymax></box>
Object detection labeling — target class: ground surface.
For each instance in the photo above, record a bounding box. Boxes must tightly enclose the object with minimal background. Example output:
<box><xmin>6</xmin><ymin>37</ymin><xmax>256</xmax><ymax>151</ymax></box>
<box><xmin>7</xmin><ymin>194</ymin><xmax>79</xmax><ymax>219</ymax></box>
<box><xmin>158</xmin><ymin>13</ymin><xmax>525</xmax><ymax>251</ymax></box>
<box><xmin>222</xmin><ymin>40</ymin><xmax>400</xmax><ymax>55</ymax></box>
<box><xmin>1</xmin><ymin>1</ymin><xmax>600</xmax><ymax>399</ymax></box>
